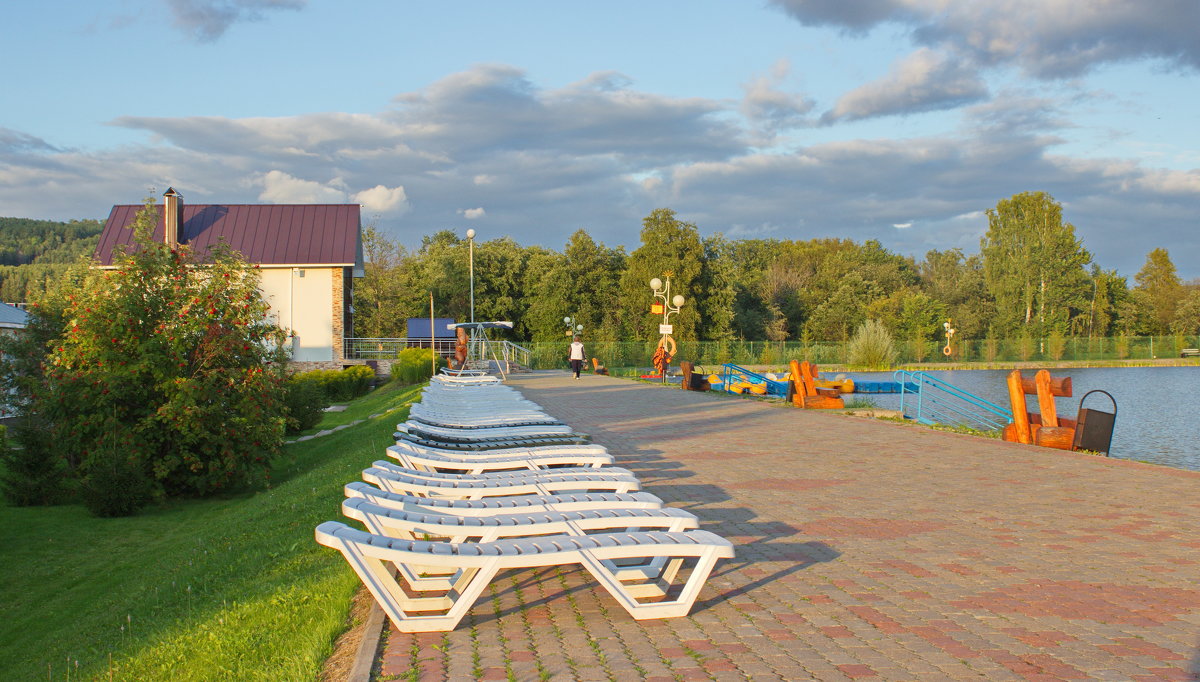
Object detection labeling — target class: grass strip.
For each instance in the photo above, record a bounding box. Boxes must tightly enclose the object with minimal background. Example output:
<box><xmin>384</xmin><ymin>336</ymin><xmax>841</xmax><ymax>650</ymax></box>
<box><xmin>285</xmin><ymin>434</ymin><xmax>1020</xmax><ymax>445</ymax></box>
<box><xmin>0</xmin><ymin>380</ymin><xmax>423</xmax><ymax>681</ymax></box>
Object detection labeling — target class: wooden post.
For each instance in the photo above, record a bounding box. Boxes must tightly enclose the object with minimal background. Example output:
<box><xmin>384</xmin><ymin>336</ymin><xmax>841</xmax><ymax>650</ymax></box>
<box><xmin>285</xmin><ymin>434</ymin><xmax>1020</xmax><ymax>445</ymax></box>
<box><xmin>1034</xmin><ymin>369</ymin><xmax>1058</xmax><ymax>427</ymax></box>
<box><xmin>1006</xmin><ymin>370</ymin><xmax>1032</xmax><ymax>444</ymax></box>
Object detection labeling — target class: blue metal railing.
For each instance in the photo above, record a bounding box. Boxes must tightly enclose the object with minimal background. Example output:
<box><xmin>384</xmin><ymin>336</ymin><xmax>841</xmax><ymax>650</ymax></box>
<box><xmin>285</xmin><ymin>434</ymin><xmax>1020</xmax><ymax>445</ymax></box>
<box><xmin>893</xmin><ymin>370</ymin><xmax>1013</xmax><ymax>432</ymax></box>
<box><xmin>715</xmin><ymin>363</ymin><xmax>789</xmax><ymax>396</ymax></box>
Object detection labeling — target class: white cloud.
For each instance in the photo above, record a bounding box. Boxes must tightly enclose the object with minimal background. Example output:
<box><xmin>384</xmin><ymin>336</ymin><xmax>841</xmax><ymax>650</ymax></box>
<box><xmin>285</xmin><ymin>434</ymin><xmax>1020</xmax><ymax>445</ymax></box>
<box><xmin>2</xmin><ymin>62</ymin><xmax>1199</xmax><ymax>280</ymax></box>
<box><xmin>893</xmin><ymin>222</ymin><xmax>913</xmax><ymax>229</ymax></box>
<box><xmin>824</xmin><ymin>48</ymin><xmax>988</xmax><ymax>122</ymax></box>
<box><xmin>740</xmin><ymin>59</ymin><xmax>816</xmax><ymax>132</ymax></box>
<box><xmin>353</xmin><ymin>184</ymin><xmax>409</xmax><ymax>214</ymax></box>
<box><xmin>256</xmin><ymin>170</ymin><xmax>346</xmax><ymax>203</ymax></box>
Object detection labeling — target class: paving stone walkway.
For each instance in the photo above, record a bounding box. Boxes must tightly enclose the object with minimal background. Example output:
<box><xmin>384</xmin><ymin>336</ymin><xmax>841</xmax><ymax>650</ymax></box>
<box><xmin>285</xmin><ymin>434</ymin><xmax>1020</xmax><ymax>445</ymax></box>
<box><xmin>374</xmin><ymin>371</ymin><xmax>1200</xmax><ymax>681</ymax></box>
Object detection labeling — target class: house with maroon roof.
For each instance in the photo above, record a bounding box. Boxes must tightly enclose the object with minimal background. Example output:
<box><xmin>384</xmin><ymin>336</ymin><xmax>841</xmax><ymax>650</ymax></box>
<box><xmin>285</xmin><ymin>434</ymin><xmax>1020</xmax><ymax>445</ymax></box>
<box><xmin>95</xmin><ymin>188</ymin><xmax>363</xmax><ymax>364</ymax></box>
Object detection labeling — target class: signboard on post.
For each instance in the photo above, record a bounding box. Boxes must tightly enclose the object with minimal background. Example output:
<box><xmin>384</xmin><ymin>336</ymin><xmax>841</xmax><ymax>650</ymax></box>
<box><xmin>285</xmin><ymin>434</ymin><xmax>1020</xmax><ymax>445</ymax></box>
<box><xmin>650</xmin><ymin>302</ymin><xmax>664</xmax><ymax>314</ymax></box>
<box><xmin>659</xmin><ymin>324</ymin><xmax>673</xmax><ymax>335</ymax></box>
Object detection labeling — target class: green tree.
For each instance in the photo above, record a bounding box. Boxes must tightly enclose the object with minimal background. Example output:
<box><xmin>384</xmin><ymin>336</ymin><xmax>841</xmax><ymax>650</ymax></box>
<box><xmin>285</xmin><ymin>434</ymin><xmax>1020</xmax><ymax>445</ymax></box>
<box><xmin>918</xmin><ymin>249</ymin><xmax>993</xmax><ymax>339</ymax></box>
<box><xmin>980</xmin><ymin>191</ymin><xmax>1092</xmax><ymax>337</ymax></box>
<box><xmin>617</xmin><ymin>209</ymin><xmax>705</xmax><ymax>342</ymax></box>
<box><xmin>1171</xmin><ymin>290</ymin><xmax>1200</xmax><ymax>338</ymax></box>
<box><xmin>1132</xmin><ymin>248</ymin><xmax>1183</xmax><ymax>335</ymax></box>
<box><xmin>696</xmin><ymin>235</ymin><xmax>736</xmax><ymax>341</ymax></box>
<box><xmin>353</xmin><ymin>226</ymin><xmax>421</xmax><ymax>338</ymax></box>
<box><xmin>803</xmin><ymin>273</ymin><xmax>880</xmax><ymax>342</ymax></box>
<box><xmin>0</xmin><ymin>199</ymin><xmax>290</xmax><ymax>514</ymax></box>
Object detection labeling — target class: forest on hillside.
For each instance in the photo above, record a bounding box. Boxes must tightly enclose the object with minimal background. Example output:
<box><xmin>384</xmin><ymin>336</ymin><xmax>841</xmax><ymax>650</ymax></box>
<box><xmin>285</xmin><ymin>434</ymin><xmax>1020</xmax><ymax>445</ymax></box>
<box><xmin>355</xmin><ymin>193</ymin><xmax>1200</xmax><ymax>349</ymax></box>
<box><xmin>0</xmin><ymin>217</ymin><xmax>104</xmax><ymax>303</ymax></box>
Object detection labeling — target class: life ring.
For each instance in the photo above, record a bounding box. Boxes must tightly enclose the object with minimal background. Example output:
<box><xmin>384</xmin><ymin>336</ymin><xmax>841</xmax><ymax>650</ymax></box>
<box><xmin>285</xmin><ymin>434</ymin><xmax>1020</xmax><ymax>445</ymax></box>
<box><xmin>942</xmin><ymin>345</ymin><xmax>953</xmax><ymax>356</ymax></box>
<box><xmin>657</xmin><ymin>334</ymin><xmax>677</xmax><ymax>357</ymax></box>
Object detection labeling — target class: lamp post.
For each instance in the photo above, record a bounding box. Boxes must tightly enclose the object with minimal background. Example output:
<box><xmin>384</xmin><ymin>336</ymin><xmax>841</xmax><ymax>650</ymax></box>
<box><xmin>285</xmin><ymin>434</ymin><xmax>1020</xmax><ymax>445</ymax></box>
<box><xmin>466</xmin><ymin>228</ymin><xmax>476</xmax><ymax>325</ymax></box>
<box><xmin>942</xmin><ymin>319</ymin><xmax>956</xmax><ymax>358</ymax></box>
<box><xmin>649</xmin><ymin>276</ymin><xmax>685</xmax><ymax>383</ymax></box>
<box><xmin>563</xmin><ymin>316</ymin><xmax>584</xmax><ymax>338</ymax></box>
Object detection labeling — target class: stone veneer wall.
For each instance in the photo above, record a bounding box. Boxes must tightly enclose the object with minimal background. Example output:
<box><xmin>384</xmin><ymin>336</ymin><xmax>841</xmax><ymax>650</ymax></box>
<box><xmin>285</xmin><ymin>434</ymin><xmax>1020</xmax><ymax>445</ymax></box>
<box><xmin>330</xmin><ymin>267</ymin><xmax>345</xmax><ymax>360</ymax></box>
<box><xmin>287</xmin><ymin>359</ymin><xmax>394</xmax><ymax>377</ymax></box>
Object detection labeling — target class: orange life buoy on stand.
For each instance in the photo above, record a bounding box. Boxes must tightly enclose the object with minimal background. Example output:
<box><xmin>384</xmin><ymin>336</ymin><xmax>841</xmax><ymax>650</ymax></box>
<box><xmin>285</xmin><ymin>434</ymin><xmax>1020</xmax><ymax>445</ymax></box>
<box><xmin>652</xmin><ymin>335</ymin><xmax>677</xmax><ymax>375</ymax></box>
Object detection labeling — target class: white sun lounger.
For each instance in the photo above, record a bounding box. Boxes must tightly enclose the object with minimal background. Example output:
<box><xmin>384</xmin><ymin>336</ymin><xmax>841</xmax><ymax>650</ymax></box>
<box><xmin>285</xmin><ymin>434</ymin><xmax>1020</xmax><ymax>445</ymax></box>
<box><xmin>394</xmin><ymin>431</ymin><xmax>591</xmax><ymax>452</ymax></box>
<box><xmin>342</xmin><ymin>498</ymin><xmax>700</xmax><ymax>591</ymax></box>
<box><xmin>343</xmin><ymin>497</ymin><xmax>697</xmax><ymax>543</ymax></box>
<box><xmin>362</xmin><ymin>464</ymin><xmax>641</xmax><ymax>499</ymax></box>
<box><xmin>370</xmin><ymin>458</ymin><xmax>633</xmax><ymax>481</ymax></box>
<box><xmin>315</xmin><ymin>521</ymin><xmax>734</xmax><ymax>632</ymax></box>
<box><xmin>397</xmin><ymin>420</ymin><xmax>575</xmax><ymax>440</ymax></box>
<box><xmin>386</xmin><ymin>442</ymin><xmax>613</xmax><ymax>473</ymax></box>
<box><xmin>343</xmin><ymin>481</ymin><xmax>665</xmax><ymax>516</ymax></box>
<box><xmin>408</xmin><ymin>409</ymin><xmax>564</xmax><ymax>429</ymax></box>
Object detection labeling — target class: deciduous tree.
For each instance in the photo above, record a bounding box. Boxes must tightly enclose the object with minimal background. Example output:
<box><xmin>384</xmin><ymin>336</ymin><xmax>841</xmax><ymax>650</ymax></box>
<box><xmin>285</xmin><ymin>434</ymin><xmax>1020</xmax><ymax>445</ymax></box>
<box><xmin>981</xmin><ymin>191</ymin><xmax>1092</xmax><ymax>337</ymax></box>
<box><xmin>0</xmin><ymin>199</ymin><xmax>290</xmax><ymax>515</ymax></box>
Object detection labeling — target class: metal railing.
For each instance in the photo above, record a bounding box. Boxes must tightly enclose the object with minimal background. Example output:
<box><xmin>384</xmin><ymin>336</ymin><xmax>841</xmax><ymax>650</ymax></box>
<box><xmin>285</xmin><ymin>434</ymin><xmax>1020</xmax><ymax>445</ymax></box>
<box><xmin>343</xmin><ymin>338</ymin><xmax>531</xmax><ymax>373</ymax></box>
<box><xmin>494</xmin><ymin>340</ymin><xmax>531</xmax><ymax>369</ymax></box>
<box><xmin>343</xmin><ymin>337</ymin><xmax>457</xmax><ymax>360</ymax></box>
<box><xmin>894</xmin><ymin>370</ymin><xmax>1013</xmax><ymax>432</ymax></box>
<box><xmin>715</xmin><ymin>363</ymin><xmax>789</xmax><ymax>396</ymax></box>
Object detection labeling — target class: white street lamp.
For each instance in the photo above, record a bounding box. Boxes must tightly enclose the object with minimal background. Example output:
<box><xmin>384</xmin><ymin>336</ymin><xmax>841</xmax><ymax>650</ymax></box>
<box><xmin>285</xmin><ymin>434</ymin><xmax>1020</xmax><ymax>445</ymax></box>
<box><xmin>465</xmin><ymin>228</ymin><xmax>476</xmax><ymax>325</ymax></box>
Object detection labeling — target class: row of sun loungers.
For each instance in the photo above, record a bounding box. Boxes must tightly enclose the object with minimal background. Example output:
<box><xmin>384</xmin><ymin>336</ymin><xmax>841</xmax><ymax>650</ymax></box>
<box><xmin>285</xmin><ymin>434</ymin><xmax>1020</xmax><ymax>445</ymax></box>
<box><xmin>315</xmin><ymin>372</ymin><xmax>734</xmax><ymax>632</ymax></box>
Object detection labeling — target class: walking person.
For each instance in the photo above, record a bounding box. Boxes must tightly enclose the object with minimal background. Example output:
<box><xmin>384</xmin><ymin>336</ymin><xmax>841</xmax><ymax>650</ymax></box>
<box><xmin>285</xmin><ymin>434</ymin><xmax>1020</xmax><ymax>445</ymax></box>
<box><xmin>568</xmin><ymin>335</ymin><xmax>586</xmax><ymax>379</ymax></box>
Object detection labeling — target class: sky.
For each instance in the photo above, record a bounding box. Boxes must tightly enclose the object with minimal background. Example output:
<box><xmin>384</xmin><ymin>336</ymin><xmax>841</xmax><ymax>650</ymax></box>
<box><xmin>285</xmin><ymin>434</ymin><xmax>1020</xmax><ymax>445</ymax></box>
<box><xmin>1</xmin><ymin>0</ymin><xmax>1198</xmax><ymax>280</ymax></box>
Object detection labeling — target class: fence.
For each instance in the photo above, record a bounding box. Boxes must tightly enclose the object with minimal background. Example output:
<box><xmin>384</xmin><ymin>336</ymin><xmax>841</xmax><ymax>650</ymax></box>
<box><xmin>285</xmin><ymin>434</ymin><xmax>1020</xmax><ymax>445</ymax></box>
<box><xmin>521</xmin><ymin>335</ymin><xmax>1200</xmax><ymax>371</ymax></box>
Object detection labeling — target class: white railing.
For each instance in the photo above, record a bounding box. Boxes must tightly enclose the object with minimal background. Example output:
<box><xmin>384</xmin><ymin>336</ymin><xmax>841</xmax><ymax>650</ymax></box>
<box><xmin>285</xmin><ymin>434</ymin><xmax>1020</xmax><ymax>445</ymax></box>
<box><xmin>343</xmin><ymin>337</ymin><xmax>456</xmax><ymax>360</ymax></box>
<box><xmin>343</xmin><ymin>338</ymin><xmax>531</xmax><ymax>369</ymax></box>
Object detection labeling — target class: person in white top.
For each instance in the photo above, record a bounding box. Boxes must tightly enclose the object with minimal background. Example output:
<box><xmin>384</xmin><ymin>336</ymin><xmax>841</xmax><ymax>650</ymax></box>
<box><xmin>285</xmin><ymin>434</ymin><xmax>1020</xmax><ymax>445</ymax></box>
<box><xmin>568</xmin><ymin>336</ymin><xmax>586</xmax><ymax>379</ymax></box>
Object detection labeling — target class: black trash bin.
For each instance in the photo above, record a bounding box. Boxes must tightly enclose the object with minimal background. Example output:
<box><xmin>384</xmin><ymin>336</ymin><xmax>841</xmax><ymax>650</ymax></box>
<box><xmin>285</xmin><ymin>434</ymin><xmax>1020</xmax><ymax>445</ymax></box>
<box><xmin>1072</xmin><ymin>390</ymin><xmax>1117</xmax><ymax>455</ymax></box>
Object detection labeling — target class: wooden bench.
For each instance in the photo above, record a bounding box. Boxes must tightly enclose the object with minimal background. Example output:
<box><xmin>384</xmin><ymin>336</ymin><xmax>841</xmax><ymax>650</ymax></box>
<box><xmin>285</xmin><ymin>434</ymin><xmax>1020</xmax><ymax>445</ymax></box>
<box><xmin>1002</xmin><ymin>369</ymin><xmax>1076</xmax><ymax>449</ymax></box>
<box><xmin>1181</xmin><ymin>348</ymin><xmax>1199</xmax><ymax>358</ymax></box>
<box><xmin>788</xmin><ymin>360</ymin><xmax>844</xmax><ymax>409</ymax></box>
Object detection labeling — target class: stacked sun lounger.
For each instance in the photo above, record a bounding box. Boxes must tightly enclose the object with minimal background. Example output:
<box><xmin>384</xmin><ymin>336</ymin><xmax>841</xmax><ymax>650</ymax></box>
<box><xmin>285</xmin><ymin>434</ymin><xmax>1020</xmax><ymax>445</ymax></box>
<box><xmin>316</xmin><ymin>373</ymin><xmax>734</xmax><ymax>632</ymax></box>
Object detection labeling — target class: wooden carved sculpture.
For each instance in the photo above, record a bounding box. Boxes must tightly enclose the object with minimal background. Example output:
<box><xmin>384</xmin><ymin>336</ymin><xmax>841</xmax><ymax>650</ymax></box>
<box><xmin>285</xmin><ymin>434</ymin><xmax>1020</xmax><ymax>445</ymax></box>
<box><xmin>452</xmin><ymin>327</ymin><xmax>469</xmax><ymax>370</ymax></box>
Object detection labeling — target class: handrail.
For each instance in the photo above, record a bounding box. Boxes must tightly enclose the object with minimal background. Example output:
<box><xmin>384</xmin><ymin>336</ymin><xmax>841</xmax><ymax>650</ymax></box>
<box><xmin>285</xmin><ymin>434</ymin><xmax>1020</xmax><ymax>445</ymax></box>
<box><xmin>343</xmin><ymin>337</ymin><xmax>457</xmax><ymax>359</ymax></box>
<box><xmin>719</xmin><ymin>363</ymin><xmax>789</xmax><ymax>396</ymax></box>
<box><xmin>893</xmin><ymin>370</ymin><xmax>1013</xmax><ymax>432</ymax></box>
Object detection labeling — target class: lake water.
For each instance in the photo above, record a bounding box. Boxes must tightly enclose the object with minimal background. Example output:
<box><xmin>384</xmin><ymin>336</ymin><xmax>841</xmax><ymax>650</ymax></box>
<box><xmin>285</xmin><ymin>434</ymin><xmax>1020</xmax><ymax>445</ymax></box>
<box><xmin>845</xmin><ymin>367</ymin><xmax>1200</xmax><ymax>472</ymax></box>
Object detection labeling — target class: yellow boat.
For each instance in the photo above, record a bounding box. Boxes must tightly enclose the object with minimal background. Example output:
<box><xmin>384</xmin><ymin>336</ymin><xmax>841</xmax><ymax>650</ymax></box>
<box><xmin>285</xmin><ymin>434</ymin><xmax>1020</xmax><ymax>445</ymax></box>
<box><xmin>814</xmin><ymin>377</ymin><xmax>855</xmax><ymax>393</ymax></box>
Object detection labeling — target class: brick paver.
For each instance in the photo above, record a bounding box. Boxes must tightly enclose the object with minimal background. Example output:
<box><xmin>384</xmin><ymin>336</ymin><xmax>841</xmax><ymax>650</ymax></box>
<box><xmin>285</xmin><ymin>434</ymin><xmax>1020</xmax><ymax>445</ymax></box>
<box><xmin>375</xmin><ymin>371</ymin><xmax>1200</xmax><ymax>680</ymax></box>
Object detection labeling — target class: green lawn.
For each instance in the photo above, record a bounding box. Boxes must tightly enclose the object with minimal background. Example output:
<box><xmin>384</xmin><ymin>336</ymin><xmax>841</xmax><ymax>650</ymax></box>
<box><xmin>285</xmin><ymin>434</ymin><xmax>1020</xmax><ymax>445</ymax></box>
<box><xmin>0</xmin><ymin>380</ymin><xmax>424</xmax><ymax>681</ymax></box>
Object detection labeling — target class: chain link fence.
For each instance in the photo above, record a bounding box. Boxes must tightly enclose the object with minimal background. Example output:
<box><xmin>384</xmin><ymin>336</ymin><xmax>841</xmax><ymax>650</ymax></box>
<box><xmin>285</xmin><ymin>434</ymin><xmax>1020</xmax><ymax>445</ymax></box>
<box><xmin>522</xmin><ymin>335</ymin><xmax>1200</xmax><ymax>371</ymax></box>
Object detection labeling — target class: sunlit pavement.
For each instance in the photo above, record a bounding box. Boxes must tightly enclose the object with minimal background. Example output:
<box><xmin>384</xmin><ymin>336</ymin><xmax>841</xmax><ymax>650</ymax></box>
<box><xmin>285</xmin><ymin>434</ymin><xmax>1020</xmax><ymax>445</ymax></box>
<box><xmin>375</xmin><ymin>370</ymin><xmax>1200</xmax><ymax>680</ymax></box>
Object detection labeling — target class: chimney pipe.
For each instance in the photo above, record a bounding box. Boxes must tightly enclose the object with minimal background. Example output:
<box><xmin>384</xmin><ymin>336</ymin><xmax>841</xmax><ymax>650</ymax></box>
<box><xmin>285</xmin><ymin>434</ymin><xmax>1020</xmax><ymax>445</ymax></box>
<box><xmin>163</xmin><ymin>187</ymin><xmax>183</xmax><ymax>245</ymax></box>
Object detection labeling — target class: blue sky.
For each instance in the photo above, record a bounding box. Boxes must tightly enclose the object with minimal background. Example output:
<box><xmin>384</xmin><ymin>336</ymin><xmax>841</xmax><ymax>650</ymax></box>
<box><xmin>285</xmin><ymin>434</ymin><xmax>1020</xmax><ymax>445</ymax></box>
<box><xmin>2</xmin><ymin>0</ymin><xmax>1198</xmax><ymax>279</ymax></box>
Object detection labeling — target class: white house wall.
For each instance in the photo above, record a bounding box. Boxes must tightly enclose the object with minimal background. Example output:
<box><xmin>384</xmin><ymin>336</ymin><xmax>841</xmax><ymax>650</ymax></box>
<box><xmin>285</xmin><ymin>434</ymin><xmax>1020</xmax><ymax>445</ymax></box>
<box><xmin>259</xmin><ymin>267</ymin><xmax>335</xmax><ymax>361</ymax></box>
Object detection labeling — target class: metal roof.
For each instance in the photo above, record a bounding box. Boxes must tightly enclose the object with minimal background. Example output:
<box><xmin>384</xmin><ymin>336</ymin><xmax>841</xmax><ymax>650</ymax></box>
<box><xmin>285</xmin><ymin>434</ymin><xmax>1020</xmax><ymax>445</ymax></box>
<box><xmin>0</xmin><ymin>302</ymin><xmax>28</xmax><ymax>328</ymax></box>
<box><xmin>95</xmin><ymin>203</ymin><xmax>362</xmax><ymax>267</ymax></box>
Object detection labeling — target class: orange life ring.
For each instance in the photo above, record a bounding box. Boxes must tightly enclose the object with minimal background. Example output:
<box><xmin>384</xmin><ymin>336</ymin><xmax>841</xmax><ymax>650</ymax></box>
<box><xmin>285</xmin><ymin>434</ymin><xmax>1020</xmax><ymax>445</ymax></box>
<box><xmin>658</xmin><ymin>335</ymin><xmax>677</xmax><ymax>357</ymax></box>
<box><xmin>942</xmin><ymin>345</ymin><xmax>953</xmax><ymax>356</ymax></box>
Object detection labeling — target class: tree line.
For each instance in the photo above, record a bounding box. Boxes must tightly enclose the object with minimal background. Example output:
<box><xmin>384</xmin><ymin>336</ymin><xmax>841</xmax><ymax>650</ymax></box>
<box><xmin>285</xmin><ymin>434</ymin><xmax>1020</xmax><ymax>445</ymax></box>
<box><xmin>355</xmin><ymin>192</ymin><xmax>1200</xmax><ymax>347</ymax></box>
<box><xmin>0</xmin><ymin>217</ymin><xmax>103</xmax><ymax>302</ymax></box>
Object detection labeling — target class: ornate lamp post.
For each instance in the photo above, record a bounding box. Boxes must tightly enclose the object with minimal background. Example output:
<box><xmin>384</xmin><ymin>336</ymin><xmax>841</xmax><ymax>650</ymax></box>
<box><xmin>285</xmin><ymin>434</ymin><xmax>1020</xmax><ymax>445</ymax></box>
<box><xmin>465</xmin><ymin>228</ymin><xmax>476</xmax><ymax>325</ymax></box>
<box><xmin>943</xmin><ymin>319</ymin><xmax>957</xmax><ymax>358</ymax></box>
<box><xmin>649</xmin><ymin>276</ymin><xmax>685</xmax><ymax>383</ymax></box>
<box><xmin>563</xmin><ymin>316</ymin><xmax>584</xmax><ymax>338</ymax></box>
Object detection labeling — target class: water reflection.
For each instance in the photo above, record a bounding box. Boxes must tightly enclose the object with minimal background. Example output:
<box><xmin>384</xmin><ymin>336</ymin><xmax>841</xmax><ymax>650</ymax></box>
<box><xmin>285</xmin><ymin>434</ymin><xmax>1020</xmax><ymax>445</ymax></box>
<box><xmin>847</xmin><ymin>367</ymin><xmax>1200</xmax><ymax>472</ymax></box>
